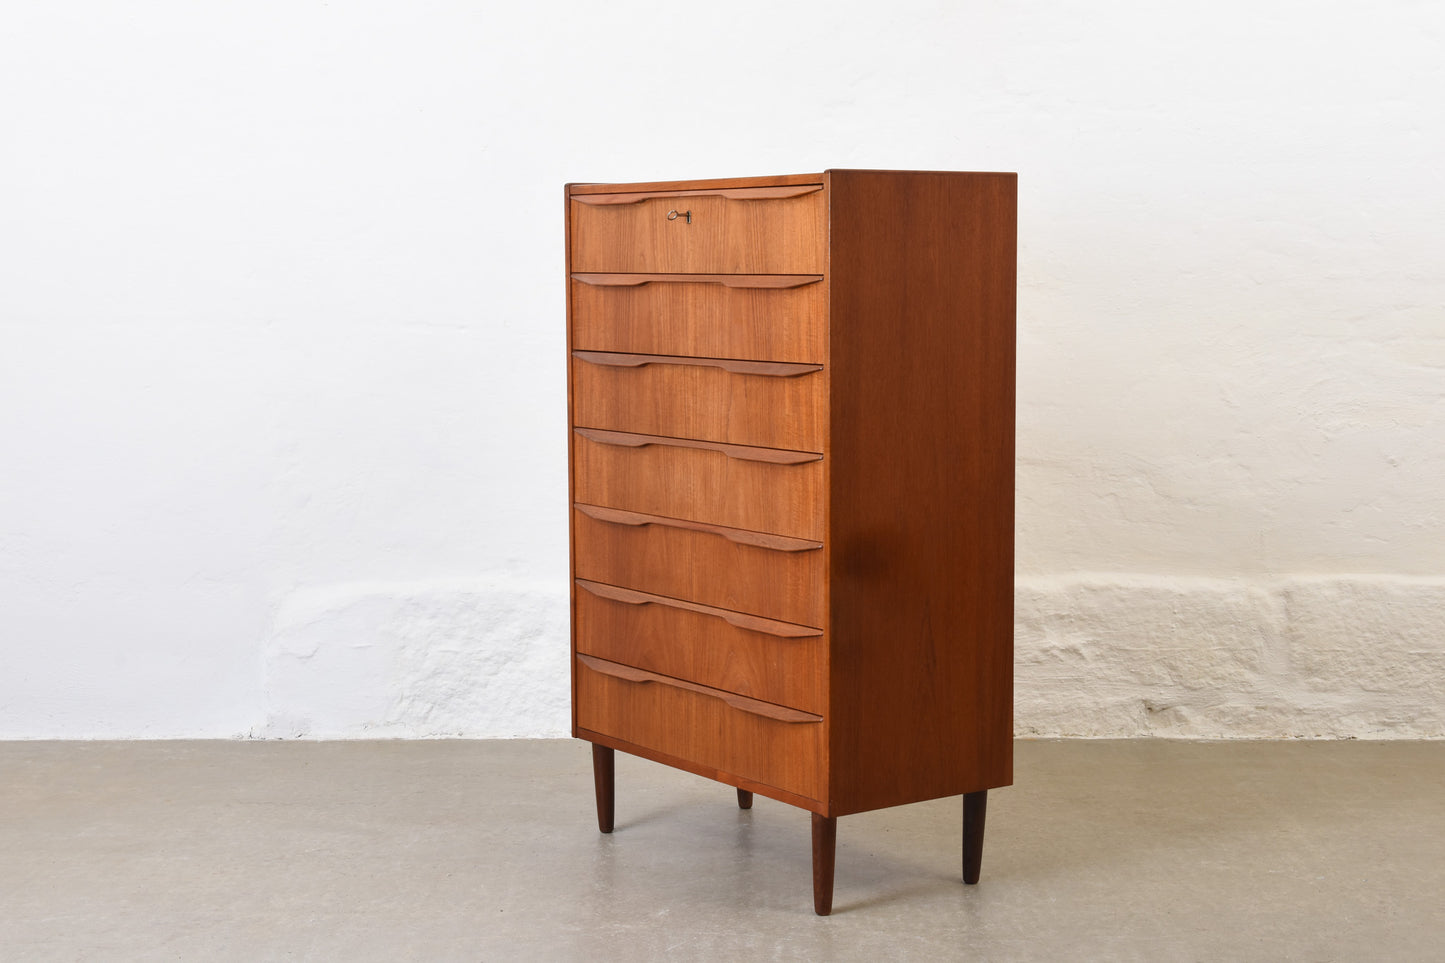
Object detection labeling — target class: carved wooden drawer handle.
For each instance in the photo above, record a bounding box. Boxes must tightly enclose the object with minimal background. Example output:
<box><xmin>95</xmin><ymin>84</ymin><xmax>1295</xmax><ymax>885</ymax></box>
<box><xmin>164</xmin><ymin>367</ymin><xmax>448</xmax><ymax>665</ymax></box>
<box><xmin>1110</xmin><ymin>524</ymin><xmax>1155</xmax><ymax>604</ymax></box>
<box><xmin>576</xmin><ymin>653</ymin><xmax>823</xmax><ymax>725</ymax></box>
<box><xmin>573</xmin><ymin>351</ymin><xmax>822</xmax><ymax>379</ymax></box>
<box><xmin>574</xmin><ymin>504</ymin><xmax>823</xmax><ymax>553</ymax></box>
<box><xmin>572</xmin><ymin>185</ymin><xmax>822</xmax><ymax>206</ymax></box>
<box><xmin>574</xmin><ymin>427</ymin><xmax>821</xmax><ymax>465</ymax></box>
<box><xmin>571</xmin><ymin>273</ymin><xmax>822</xmax><ymax>290</ymax></box>
<box><xmin>575</xmin><ymin>578</ymin><xmax>822</xmax><ymax>638</ymax></box>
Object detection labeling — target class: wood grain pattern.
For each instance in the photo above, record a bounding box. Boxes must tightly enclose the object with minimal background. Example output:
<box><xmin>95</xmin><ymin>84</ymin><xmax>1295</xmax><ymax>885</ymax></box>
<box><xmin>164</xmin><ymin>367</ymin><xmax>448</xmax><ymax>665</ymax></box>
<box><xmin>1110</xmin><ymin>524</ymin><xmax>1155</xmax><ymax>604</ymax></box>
<box><xmin>574</xmin><ymin>427</ymin><xmax>820</xmax><ymax>465</ymax></box>
<box><xmin>571</xmin><ymin>274</ymin><xmax>822</xmax><ymax>290</ymax></box>
<box><xmin>571</xmin><ymin>275</ymin><xmax>825</xmax><ymax>364</ymax></box>
<box><xmin>572</xmin><ymin>351</ymin><xmax>821</xmax><ymax>378</ymax></box>
<box><xmin>592</xmin><ymin>743</ymin><xmax>614</xmax><ymax>833</ymax></box>
<box><xmin>566</xmin><ymin>170</ymin><xmax>1016</xmax><ymax>910</ymax></box>
<box><xmin>576</xmin><ymin>655</ymin><xmax>824</xmax><ymax>800</ymax></box>
<box><xmin>824</xmin><ymin>170</ymin><xmax>1016</xmax><ymax>816</ymax></box>
<box><xmin>812</xmin><ymin>814</ymin><xmax>837</xmax><ymax>916</ymax></box>
<box><xmin>572</xmin><ymin>185</ymin><xmax>822</xmax><ymax>205</ymax></box>
<box><xmin>570</xmin><ymin>189</ymin><xmax>825</xmax><ymax>274</ymax></box>
<box><xmin>564</xmin><ymin>182</ymin><xmax>580</xmax><ymax>742</ymax></box>
<box><xmin>577</xmin><ymin>654</ymin><xmax>821</xmax><ymax>722</ymax></box>
<box><xmin>572</xmin><ymin>351</ymin><xmax>826</xmax><ymax>452</ymax></box>
<box><xmin>573</xmin><ymin>505</ymin><xmax>825</xmax><ymax>627</ymax></box>
<box><xmin>962</xmin><ymin>789</ymin><xmax>988</xmax><ymax>884</ymax></box>
<box><xmin>575</xmin><ymin>504</ymin><xmax>822</xmax><ymax>552</ymax></box>
<box><xmin>569</xmin><ymin>171</ymin><xmax>824</xmax><ymax>196</ymax></box>
<box><xmin>572</xmin><ymin>429</ymin><xmax>824</xmax><ymax>540</ymax></box>
<box><xmin>576</xmin><ymin>727</ymin><xmax>826</xmax><ymax>813</ymax></box>
<box><xmin>576</xmin><ymin>579</ymin><xmax>821</xmax><ymax>639</ymax></box>
<box><xmin>578</xmin><ymin>497</ymin><xmax>826</xmax><ymax>552</ymax></box>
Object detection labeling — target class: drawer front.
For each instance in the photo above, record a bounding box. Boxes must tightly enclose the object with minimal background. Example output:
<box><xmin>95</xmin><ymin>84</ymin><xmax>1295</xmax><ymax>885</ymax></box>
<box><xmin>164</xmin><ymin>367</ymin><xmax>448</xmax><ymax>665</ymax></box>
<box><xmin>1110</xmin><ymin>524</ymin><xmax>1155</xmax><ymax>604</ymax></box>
<box><xmin>570</xmin><ymin>275</ymin><xmax>825</xmax><ymax>364</ymax></box>
<box><xmin>570</xmin><ymin>185</ymin><xmax>825</xmax><ymax>274</ymax></box>
<box><xmin>576</xmin><ymin>654</ymin><xmax>824</xmax><ymax>800</ymax></box>
<box><xmin>574</xmin><ymin>578</ymin><xmax>824</xmax><ymax>713</ymax></box>
<box><xmin>572</xmin><ymin>351</ymin><xmax>825</xmax><ymax>452</ymax></box>
<box><xmin>573</xmin><ymin>505</ymin><xmax>825</xmax><ymax>628</ymax></box>
<box><xmin>572</xmin><ymin>429</ymin><xmax>823</xmax><ymax>541</ymax></box>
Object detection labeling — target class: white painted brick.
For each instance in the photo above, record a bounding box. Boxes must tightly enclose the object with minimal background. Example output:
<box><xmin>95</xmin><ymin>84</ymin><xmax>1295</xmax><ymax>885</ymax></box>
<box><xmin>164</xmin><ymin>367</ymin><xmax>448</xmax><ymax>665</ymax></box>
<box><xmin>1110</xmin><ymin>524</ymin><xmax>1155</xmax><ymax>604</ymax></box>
<box><xmin>1282</xmin><ymin>578</ymin><xmax>1445</xmax><ymax>700</ymax></box>
<box><xmin>3</xmin><ymin>1</ymin><xmax>1443</xmax><ymax>744</ymax></box>
<box><xmin>1016</xmin><ymin>577</ymin><xmax>1274</xmax><ymax>690</ymax></box>
<box><xmin>260</xmin><ymin>578</ymin><xmax>570</xmax><ymax>739</ymax></box>
<box><xmin>254</xmin><ymin>574</ymin><xmax>1445</xmax><ymax>740</ymax></box>
<box><xmin>1016</xmin><ymin>576</ymin><xmax>1445</xmax><ymax>739</ymax></box>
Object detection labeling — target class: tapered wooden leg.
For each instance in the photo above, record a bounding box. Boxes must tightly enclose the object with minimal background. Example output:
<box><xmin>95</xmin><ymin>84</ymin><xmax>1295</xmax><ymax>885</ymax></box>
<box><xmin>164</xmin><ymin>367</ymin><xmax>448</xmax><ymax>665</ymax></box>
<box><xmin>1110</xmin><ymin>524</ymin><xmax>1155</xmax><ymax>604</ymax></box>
<box><xmin>812</xmin><ymin>813</ymin><xmax>837</xmax><ymax>916</ymax></box>
<box><xmin>962</xmin><ymin>790</ymin><xmax>988</xmax><ymax>884</ymax></box>
<box><xmin>736</xmin><ymin>789</ymin><xmax>753</xmax><ymax>809</ymax></box>
<box><xmin>592</xmin><ymin>744</ymin><xmax>614</xmax><ymax>834</ymax></box>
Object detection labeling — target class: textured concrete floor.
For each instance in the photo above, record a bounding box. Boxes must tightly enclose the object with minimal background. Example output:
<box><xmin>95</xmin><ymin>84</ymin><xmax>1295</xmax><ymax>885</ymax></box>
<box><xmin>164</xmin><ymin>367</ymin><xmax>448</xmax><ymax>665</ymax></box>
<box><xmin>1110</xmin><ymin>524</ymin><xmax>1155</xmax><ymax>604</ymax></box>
<box><xmin>2</xmin><ymin>740</ymin><xmax>1442</xmax><ymax>961</ymax></box>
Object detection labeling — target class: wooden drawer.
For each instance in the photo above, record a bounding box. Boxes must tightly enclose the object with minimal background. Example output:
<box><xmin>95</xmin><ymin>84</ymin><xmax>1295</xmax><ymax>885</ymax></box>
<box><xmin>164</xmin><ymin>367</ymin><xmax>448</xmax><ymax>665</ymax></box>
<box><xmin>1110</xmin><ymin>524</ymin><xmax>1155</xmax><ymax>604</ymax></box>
<box><xmin>576</xmin><ymin>653</ymin><xmax>824</xmax><ymax>800</ymax></box>
<box><xmin>573</xmin><ymin>504</ymin><xmax>824</xmax><ymax>628</ymax></box>
<box><xmin>574</xmin><ymin>578</ymin><xmax>824</xmax><ymax>713</ymax></box>
<box><xmin>572</xmin><ymin>351</ymin><xmax>825</xmax><ymax>452</ymax></box>
<box><xmin>570</xmin><ymin>275</ymin><xmax>825</xmax><ymax>365</ymax></box>
<box><xmin>572</xmin><ymin>428</ymin><xmax>823</xmax><ymax>541</ymax></box>
<box><xmin>569</xmin><ymin>185</ymin><xmax>825</xmax><ymax>274</ymax></box>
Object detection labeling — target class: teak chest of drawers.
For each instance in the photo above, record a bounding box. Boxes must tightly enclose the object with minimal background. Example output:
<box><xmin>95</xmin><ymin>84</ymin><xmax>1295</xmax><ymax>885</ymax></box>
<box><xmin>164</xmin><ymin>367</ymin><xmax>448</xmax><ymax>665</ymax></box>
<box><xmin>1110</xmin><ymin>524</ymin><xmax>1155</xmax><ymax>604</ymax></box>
<box><xmin>565</xmin><ymin>169</ymin><xmax>1016</xmax><ymax>915</ymax></box>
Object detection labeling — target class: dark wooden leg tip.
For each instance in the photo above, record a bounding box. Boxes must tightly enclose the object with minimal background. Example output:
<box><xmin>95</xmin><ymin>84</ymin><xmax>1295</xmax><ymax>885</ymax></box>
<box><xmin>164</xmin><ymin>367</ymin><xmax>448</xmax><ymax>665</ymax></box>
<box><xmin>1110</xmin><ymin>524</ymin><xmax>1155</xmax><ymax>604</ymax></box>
<box><xmin>812</xmin><ymin>813</ymin><xmax>837</xmax><ymax>915</ymax></box>
<box><xmin>737</xmin><ymin>789</ymin><xmax>753</xmax><ymax>809</ymax></box>
<box><xmin>592</xmin><ymin>744</ymin><xmax>615</xmax><ymax>834</ymax></box>
<box><xmin>962</xmin><ymin>789</ymin><xmax>988</xmax><ymax>884</ymax></box>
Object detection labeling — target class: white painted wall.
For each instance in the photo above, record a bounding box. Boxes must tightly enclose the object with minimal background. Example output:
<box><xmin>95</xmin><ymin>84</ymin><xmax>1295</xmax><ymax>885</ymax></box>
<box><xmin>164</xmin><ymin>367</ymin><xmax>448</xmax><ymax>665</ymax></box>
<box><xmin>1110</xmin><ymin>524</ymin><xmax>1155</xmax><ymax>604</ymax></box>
<box><xmin>2</xmin><ymin>1</ymin><xmax>1441</xmax><ymax>739</ymax></box>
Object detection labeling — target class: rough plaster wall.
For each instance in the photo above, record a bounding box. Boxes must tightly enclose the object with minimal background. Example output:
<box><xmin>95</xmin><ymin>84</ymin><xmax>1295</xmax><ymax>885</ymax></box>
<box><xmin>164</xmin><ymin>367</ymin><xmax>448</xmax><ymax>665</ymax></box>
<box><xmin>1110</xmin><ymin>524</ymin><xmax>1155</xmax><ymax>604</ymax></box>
<box><xmin>1017</xmin><ymin>577</ymin><xmax>1445</xmax><ymax>738</ymax></box>
<box><xmin>2</xmin><ymin>1</ymin><xmax>1442</xmax><ymax>738</ymax></box>
<box><xmin>261</xmin><ymin>578</ymin><xmax>570</xmax><ymax>738</ymax></box>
